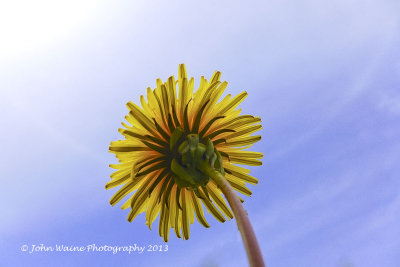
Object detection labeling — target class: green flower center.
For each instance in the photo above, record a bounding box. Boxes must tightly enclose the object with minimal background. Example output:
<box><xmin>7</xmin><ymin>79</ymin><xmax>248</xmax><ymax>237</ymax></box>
<box><xmin>169</xmin><ymin>128</ymin><xmax>224</xmax><ymax>197</ymax></box>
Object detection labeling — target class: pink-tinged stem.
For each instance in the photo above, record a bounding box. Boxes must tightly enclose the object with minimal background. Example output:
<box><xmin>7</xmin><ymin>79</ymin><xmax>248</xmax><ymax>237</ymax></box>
<box><xmin>200</xmin><ymin>163</ymin><xmax>266</xmax><ymax>267</ymax></box>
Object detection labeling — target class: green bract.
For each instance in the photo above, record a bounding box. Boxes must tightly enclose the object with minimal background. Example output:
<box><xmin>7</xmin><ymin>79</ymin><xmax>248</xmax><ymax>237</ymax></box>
<box><xmin>170</xmin><ymin>128</ymin><xmax>225</xmax><ymax>203</ymax></box>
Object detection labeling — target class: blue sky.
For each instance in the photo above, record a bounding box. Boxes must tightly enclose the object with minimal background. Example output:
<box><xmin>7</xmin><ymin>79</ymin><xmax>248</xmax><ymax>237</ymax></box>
<box><xmin>1</xmin><ymin>1</ymin><xmax>399</xmax><ymax>266</ymax></box>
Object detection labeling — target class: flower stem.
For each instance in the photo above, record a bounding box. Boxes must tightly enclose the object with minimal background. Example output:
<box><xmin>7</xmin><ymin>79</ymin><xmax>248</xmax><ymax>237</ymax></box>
<box><xmin>199</xmin><ymin>162</ymin><xmax>265</xmax><ymax>267</ymax></box>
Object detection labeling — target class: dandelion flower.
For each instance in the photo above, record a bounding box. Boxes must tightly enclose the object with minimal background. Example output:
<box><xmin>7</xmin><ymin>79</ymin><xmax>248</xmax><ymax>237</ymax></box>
<box><xmin>107</xmin><ymin>64</ymin><xmax>262</xmax><ymax>244</ymax></box>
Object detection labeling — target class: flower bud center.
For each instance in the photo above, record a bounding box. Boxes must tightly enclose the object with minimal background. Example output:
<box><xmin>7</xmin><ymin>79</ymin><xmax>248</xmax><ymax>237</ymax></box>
<box><xmin>169</xmin><ymin>129</ymin><xmax>223</xmax><ymax>192</ymax></box>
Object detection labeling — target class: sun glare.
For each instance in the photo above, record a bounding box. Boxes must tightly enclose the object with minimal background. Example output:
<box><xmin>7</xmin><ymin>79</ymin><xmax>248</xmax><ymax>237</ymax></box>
<box><xmin>0</xmin><ymin>0</ymin><xmax>98</xmax><ymax>61</ymax></box>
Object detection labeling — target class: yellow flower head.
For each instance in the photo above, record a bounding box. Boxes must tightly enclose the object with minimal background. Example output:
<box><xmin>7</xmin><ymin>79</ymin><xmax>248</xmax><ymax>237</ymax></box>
<box><xmin>107</xmin><ymin>64</ymin><xmax>262</xmax><ymax>241</ymax></box>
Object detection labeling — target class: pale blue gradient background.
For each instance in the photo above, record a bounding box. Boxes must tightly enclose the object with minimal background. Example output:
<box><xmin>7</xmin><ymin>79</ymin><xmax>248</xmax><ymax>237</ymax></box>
<box><xmin>1</xmin><ymin>1</ymin><xmax>400</xmax><ymax>266</ymax></box>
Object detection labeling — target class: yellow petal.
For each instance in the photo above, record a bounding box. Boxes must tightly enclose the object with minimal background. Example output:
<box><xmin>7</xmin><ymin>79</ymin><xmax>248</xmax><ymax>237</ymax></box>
<box><xmin>181</xmin><ymin>189</ymin><xmax>190</xmax><ymax>240</ymax></box>
<box><xmin>190</xmin><ymin>191</ymin><xmax>210</xmax><ymax>228</ymax></box>
<box><xmin>207</xmin><ymin>182</ymin><xmax>233</xmax><ymax>219</ymax></box>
